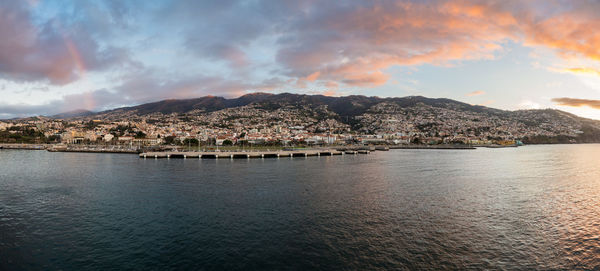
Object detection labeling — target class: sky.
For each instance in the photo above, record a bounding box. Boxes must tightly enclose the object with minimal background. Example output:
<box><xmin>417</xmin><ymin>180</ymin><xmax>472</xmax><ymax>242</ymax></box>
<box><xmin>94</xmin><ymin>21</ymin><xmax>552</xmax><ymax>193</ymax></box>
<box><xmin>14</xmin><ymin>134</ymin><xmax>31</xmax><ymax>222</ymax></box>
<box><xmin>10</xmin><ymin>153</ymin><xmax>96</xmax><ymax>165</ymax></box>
<box><xmin>2</xmin><ymin>0</ymin><xmax>600</xmax><ymax>119</ymax></box>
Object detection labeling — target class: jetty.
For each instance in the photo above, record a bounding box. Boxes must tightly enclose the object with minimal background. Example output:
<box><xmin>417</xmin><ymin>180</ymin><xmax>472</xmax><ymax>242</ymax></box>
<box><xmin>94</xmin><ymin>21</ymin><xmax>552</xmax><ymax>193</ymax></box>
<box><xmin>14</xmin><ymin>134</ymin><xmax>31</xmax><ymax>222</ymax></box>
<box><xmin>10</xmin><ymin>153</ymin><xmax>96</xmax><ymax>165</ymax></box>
<box><xmin>139</xmin><ymin>149</ymin><xmax>346</xmax><ymax>159</ymax></box>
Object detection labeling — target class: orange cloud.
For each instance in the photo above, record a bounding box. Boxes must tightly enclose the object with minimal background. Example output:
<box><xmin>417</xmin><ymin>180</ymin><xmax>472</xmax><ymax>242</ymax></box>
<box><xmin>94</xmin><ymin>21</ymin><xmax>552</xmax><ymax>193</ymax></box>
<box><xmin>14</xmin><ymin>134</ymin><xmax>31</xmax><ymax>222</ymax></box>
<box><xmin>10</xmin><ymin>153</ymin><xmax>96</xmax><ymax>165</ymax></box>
<box><xmin>552</xmin><ymin>97</ymin><xmax>600</xmax><ymax>109</ymax></box>
<box><xmin>522</xmin><ymin>10</ymin><xmax>600</xmax><ymax>62</ymax></box>
<box><xmin>305</xmin><ymin>71</ymin><xmax>320</xmax><ymax>81</ymax></box>
<box><xmin>277</xmin><ymin>1</ymin><xmax>519</xmax><ymax>89</ymax></box>
<box><xmin>325</xmin><ymin>81</ymin><xmax>339</xmax><ymax>89</ymax></box>
<box><xmin>466</xmin><ymin>90</ymin><xmax>485</xmax><ymax>97</ymax></box>
<box><xmin>562</xmin><ymin>67</ymin><xmax>600</xmax><ymax>77</ymax></box>
<box><xmin>274</xmin><ymin>1</ymin><xmax>600</xmax><ymax>89</ymax></box>
<box><xmin>342</xmin><ymin>71</ymin><xmax>390</xmax><ymax>87</ymax></box>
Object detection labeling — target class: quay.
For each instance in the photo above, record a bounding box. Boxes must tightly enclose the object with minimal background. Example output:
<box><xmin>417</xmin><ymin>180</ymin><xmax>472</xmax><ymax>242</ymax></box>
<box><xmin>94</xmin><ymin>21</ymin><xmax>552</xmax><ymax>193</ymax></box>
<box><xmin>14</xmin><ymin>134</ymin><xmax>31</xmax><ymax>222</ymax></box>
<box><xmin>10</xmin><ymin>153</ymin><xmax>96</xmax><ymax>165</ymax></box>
<box><xmin>139</xmin><ymin>149</ymin><xmax>346</xmax><ymax>159</ymax></box>
<box><xmin>0</xmin><ymin>143</ymin><xmax>49</xmax><ymax>150</ymax></box>
<box><xmin>46</xmin><ymin>144</ymin><xmax>139</xmax><ymax>153</ymax></box>
<box><xmin>1</xmin><ymin>143</ymin><xmax>486</xmax><ymax>155</ymax></box>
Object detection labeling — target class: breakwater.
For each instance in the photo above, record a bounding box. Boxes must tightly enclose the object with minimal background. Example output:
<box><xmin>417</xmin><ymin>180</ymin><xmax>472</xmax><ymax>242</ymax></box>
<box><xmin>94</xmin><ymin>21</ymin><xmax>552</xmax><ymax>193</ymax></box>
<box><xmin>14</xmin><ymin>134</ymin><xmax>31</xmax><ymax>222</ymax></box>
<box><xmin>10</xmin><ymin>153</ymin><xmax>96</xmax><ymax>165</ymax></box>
<box><xmin>389</xmin><ymin>145</ymin><xmax>476</xmax><ymax>150</ymax></box>
<box><xmin>139</xmin><ymin>149</ymin><xmax>348</xmax><ymax>159</ymax></box>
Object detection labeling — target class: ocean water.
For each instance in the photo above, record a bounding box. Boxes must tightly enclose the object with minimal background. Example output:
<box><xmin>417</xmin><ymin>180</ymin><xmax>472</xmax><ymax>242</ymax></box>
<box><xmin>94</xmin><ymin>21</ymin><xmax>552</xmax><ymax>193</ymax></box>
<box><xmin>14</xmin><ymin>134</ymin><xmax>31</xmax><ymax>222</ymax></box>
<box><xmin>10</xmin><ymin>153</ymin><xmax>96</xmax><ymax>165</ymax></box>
<box><xmin>1</xmin><ymin>145</ymin><xmax>600</xmax><ymax>270</ymax></box>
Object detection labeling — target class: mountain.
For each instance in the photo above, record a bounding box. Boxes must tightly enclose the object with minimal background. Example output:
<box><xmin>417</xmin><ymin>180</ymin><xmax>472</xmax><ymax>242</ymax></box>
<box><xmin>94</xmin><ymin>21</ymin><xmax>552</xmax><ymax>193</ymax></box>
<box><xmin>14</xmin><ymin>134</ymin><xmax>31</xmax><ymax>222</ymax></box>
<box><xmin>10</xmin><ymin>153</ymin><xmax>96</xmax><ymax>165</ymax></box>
<box><xmin>94</xmin><ymin>92</ymin><xmax>502</xmax><ymax>117</ymax></box>
<box><xmin>46</xmin><ymin>92</ymin><xmax>600</xmax><ymax>144</ymax></box>
<box><xmin>100</xmin><ymin>93</ymin><xmax>275</xmax><ymax>115</ymax></box>
<box><xmin>50</xmin><ymin>109</ymin><xmax>95</xmax><ymax>119</ymax></box>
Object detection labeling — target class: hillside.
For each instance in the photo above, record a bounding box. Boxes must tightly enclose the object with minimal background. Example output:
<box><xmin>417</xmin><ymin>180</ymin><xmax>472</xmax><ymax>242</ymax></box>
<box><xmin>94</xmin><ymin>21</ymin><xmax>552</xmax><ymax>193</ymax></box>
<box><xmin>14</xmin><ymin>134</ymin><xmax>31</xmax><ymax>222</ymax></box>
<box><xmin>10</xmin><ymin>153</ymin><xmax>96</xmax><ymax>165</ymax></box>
<box><xmin>47</xmin><ymin>92</ymin><xmax>599</xmax><ymax>144</ymax></box>
<box><xmin>94</xmin><ymin>93</ymin><xmax>503</xmax><ymax>116</ymax></box>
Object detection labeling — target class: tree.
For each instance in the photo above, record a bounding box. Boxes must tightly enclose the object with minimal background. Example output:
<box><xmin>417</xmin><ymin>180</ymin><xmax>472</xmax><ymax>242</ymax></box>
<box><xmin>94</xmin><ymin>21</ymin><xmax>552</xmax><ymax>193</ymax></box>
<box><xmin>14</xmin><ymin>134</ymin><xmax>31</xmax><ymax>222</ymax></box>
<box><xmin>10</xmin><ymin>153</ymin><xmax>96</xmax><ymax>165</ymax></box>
<box><xmin>46</xmin><ymin>135</ymin><xmax>61</xmax><ymax>143</ymax></box>
<box><xmin>135</xmin><ymin>131</ymin><xmax>146</xmax><ymax>139</ymax></box>
<box><xmin>222</xmin><ymin>139</ymin><xmax>233</xmax><ymax>146</ymax></box>
<box><xmin>183</xmin><ymin>138</ymin><xmax>199</xmax><ymax>145</ymax></box>
<box><xmin>164</xmin><ymin>136</ymin><xmax>177</xmax><ymax>145</ymax></box>
<box><xmin>412</xmin><ymin>137</ymin><xmax>421</xmax><ymax>144</ymax></box>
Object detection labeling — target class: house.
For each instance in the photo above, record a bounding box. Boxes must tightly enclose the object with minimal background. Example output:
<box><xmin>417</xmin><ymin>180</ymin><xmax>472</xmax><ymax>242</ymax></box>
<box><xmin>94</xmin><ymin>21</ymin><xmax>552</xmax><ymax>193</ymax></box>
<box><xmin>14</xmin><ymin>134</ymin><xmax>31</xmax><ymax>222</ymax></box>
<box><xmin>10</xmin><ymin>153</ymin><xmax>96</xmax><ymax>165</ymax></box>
<box><xmin>62</xmin><ymin>131</ymin><xmax>85</xmax><ymax>144</ymax></box>
<box><xmin>117</xmin><ymin>136</ymin><xmax>134</xmax><ymax>144</ymax></box>
<box><xmin>103</xmin><ymin>134</ymin><xmax>115</xmax><ymax>142</ymax></box>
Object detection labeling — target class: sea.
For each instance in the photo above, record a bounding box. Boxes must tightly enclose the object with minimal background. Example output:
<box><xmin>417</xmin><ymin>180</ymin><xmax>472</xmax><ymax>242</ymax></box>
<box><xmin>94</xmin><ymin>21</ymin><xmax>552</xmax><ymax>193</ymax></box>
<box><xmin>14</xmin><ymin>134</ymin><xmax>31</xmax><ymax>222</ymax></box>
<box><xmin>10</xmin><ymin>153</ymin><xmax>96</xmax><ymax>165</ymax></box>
<box><xmin>1</xmin><ymin>145</ymin><xmax>600</xmax><ymax>270</ymax></box>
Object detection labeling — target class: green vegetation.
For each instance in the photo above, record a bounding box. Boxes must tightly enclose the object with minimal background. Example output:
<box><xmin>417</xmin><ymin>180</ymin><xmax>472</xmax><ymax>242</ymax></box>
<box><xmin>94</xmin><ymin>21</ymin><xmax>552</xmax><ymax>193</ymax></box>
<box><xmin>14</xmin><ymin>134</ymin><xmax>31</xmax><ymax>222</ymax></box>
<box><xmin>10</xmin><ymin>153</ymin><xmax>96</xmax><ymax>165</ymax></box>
<box><xmin>522</xmin><ymin>135</ymin><xmax>575</xmax><ymax>144</ymax></box>
<box><xmin>135</xmin><ymin>131</ymin><xmax>146</xmax><ymax>139</ymax></box>
<box><xmin>0</xmin><ymin>128</ymin><xmax>49</xmax><ymax>143</ymax></box>
<box><xmin>182</xmin><ymin>138</ymin><xmax>199</xmax><ymax>146</ymax></box>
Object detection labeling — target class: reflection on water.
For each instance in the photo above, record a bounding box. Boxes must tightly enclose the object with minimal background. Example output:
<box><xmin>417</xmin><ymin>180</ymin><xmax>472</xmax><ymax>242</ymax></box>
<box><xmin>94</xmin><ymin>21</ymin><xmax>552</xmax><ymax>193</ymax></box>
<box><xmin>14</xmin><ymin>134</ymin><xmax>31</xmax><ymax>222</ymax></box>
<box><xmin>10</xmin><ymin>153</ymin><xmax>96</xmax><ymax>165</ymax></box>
<box><xmin>1</xmin><ymin>145</ymin><xmax>600</xmax><ymax>269</ymax></box>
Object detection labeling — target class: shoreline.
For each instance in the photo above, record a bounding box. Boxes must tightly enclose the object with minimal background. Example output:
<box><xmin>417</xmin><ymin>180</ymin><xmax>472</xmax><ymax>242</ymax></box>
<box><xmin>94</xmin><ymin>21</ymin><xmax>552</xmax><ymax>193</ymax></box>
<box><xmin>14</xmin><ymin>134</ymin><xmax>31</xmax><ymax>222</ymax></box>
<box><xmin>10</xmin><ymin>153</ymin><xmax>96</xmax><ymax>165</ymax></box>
<box><xmin>0</xmin><ymin>143</ymin><xmax>514</xmax><ymax>154</ymax></box>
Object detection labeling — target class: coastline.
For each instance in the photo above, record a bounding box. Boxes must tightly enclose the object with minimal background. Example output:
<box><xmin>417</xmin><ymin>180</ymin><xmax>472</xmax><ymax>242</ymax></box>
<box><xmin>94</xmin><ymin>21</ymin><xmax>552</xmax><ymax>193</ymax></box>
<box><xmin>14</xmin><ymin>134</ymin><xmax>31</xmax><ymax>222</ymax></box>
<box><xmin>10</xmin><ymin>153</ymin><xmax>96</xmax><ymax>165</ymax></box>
<box><xmin>0</xmin><ymin>143</ymin><xmax>522</xmax><ymax>154</ymax></box>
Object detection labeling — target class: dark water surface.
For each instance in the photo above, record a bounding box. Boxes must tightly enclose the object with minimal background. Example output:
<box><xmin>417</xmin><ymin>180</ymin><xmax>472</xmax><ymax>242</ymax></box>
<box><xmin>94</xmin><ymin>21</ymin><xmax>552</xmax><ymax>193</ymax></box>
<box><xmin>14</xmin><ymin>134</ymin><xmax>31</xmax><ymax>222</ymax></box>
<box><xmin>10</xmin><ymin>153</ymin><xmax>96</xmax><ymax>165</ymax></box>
<box><xmin>2</xmin><ymin>145</ymin><xmax>600</xmax><ymax>270</ymax></box>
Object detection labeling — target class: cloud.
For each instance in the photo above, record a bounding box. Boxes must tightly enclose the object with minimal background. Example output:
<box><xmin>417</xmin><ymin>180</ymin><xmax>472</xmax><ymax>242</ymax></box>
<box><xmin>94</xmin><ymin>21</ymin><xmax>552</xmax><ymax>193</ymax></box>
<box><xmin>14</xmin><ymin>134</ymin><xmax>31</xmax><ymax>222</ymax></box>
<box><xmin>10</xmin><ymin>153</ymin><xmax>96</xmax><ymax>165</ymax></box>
<box><xmin>466</xmin><ymin>90</ymin><xmax>486</xmax><ymax>97</ymax></box>
<box><xmin>0</xmin><ymin>102</ymin><xmax>63</xmax><ymax>118</ymax></box>
<box><xmin>0</xmin><ymin>1</ymin><xmax>131</xmax><ymax>85</ymax></box>
<box><xmin>562</xmin><ymin>67</ymin><xmax>600</xmax><ymax>77</ymax></box>
<box><xmin>325</xmin><ymin>81</ymin><xmax>339</xmax><ymax>89</ymax></box>
<box><xmin>342</xmin><ymin>71</ymin><xmax>390</xmax><ymax>87</ymax></box>
<box><xmin>305</xmin><ymin>71</ymin><xmax>321</xmax><ymax>82</ymax></box>
<box><xmin>7</xmin><ymin>0</ymin><xmax>600</xmax><ymax>117</ymax></box>
<box><xmin>0</xmin><ymin>70</ymin><xmax>286</xmax><ymax>118</ymax></box>
<box><xmin>552</xmin><ymin>97</ymin><xmax>600</xmax><ymax>109</ymax></box>
<box><xmin>272</xmin><ymin>1</ymin><xmax>518</xmax><ymax>87</ymax></box>
<box><xmin>521</xmin><ymin>1</ymin><xmax>600</xmax><ymax>62</ymax></box>
<box><xmin>157</xmin><ymin>1</ymin><xmax>522</xmax><ymax>89</ymax></box>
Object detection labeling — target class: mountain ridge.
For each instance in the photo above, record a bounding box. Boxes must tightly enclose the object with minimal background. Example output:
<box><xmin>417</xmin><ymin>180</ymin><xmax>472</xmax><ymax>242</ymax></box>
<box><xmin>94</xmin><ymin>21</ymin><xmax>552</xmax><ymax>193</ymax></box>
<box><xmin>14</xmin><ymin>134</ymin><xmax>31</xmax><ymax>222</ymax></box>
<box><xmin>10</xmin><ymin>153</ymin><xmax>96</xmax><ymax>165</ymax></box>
<box><xmin>85</xmin><ymin>92</ymin><xmax>517</xmax><ymax>118</ymax></box>
<box><xmin>32</xmin><ymin>93</ymin><xmax>597</xmax><ymax>128</ymax></box>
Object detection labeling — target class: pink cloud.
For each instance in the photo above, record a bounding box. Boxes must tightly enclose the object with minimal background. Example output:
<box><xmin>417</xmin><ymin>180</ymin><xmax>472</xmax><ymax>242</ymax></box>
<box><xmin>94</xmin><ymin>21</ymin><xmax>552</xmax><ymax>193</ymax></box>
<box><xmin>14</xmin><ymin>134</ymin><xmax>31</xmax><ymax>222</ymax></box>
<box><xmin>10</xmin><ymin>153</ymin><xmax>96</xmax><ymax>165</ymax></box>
<box><xmin>305</xmin><ymin>71</ymin><xmax>321</xmax><ymax>82</ymax></box>
<box><xmin>342</xmin><ymin>71</ymin><xmax>390</xmax><ymax>87</ymax></box>
<box><xmin>325</xmin><ymin>81</ymin><xmax>339</xmax><ymax>89</ymax></box>
<box><xmin>0</xmin><ymin>2</ymin><xmax>129</xmax><ymax>85</ymax></box>
<box><xmin>273</xmin><ymin>1</ymin><xmax>600</xmax><ymax>89</ymax></box>
<box><xmin>275</xmin><ymin>1</ymin><xmax>519</xmax><ymax>88</ymax></box>
<box><xmin>467</xmin><ymin>90</ymin><xmax>486</xmax><ymax>97</ymax></box>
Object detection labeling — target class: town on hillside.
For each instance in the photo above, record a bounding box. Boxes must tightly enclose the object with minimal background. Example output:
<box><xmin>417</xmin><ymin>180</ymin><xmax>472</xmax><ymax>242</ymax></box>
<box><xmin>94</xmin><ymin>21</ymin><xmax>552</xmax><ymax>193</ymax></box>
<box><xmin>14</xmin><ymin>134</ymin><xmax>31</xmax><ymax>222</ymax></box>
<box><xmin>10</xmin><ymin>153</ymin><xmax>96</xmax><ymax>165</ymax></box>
<box><xmin>1</xmin><ymin>99</ymin><xmax>596</xmax><ymax>150</ymax></box>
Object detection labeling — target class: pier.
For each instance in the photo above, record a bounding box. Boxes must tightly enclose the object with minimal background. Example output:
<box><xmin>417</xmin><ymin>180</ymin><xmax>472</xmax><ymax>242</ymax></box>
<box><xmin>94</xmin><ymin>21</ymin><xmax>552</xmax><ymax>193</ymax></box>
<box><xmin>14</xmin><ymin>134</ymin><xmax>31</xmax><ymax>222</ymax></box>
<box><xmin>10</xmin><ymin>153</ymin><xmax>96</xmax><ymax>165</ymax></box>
<box><xmin>139</xmin><ymin>149</ymin><xmax>346</xmax><ymax>159</ymax></box>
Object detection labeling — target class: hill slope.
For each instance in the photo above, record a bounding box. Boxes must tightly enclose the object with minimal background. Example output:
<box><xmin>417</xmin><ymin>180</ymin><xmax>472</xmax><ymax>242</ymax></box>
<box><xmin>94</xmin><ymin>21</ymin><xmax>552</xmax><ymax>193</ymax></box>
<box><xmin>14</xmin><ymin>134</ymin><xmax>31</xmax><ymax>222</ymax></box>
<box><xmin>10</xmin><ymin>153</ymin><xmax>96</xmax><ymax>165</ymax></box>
<box><xmin>50</xmin><ymin>93</ymin><xmax>600</xmax><ymax>144</ymax></box>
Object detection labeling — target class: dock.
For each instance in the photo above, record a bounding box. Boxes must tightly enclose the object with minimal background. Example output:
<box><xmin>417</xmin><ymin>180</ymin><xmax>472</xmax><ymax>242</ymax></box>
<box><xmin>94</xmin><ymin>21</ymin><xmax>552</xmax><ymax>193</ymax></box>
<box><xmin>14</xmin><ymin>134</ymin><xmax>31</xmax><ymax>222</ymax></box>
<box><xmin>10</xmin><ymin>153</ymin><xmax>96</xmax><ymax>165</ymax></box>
<box><xmin>139</xmin><ymin>149</ymin><xmax>346</xmax><ymax>159</ymax></box>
